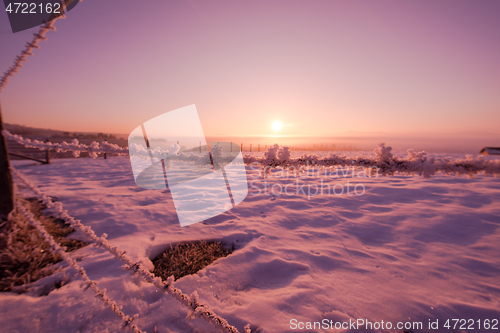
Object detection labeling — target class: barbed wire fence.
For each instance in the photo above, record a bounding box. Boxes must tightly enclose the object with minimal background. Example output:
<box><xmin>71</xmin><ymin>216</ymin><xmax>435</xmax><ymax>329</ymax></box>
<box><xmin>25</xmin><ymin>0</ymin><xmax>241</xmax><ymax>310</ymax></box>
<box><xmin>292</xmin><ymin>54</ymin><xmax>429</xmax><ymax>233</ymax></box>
<box><xmin>0</xmin><ymin>0</ymin><xmax>75</xmax><ymax>92</ymax></box>
<box><xmin>0</xmin><ymin>0</ymin><xmax>80</xmax><ymax>216</ymax></box>
<box><xmin>10</xmin><ymin>200</ymin><xmax>145</xmax><ymax>333</ymax></box>
<box><xmin>4</xmin><ymin>129</ymin><xmax>500</xmax><ymax>178</ymax></box>
<box><xmin>0</xmin><ymin>2</ymin><xmax>251</xmax><ymax>332</ymax></box>
<box><xmin>11</xmin><ymin>166</ymin><xmax>249</xmax><ymax>333</ymax></box>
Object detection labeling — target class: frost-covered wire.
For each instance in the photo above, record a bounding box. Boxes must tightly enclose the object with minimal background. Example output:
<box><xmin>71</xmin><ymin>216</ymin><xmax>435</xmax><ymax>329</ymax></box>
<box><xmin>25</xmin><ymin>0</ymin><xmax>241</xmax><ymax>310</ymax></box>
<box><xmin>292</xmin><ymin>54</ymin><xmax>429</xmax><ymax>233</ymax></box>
<box><xmin>7</xmin><ymin>131</ymin><xmax>500</xmax><ymax>178</ymax></box>
<box><xmin>3</xmin><ymin>130</ymin><xmax>128</xmax><ymax>157</ymax></box>
<box><xmin>0</xmin><ymin>19</ymin><xmax>57</xmax><ymax>92</ymax></box>
<box><xmin>244</xmin><ymin>143</ymin><xmax>500</xmax><ymax>178</ymax></box>
<box><xmin>1</xmin><ymin>18</ymin><xmax>58</xmax><ymax>91</ymax></box>
<box><xmin>0</xmin><ymin>0</ymin><xmax>84</xmax><ymax>92</ymax></box>
<box><xmin>11</xmin><ymin>167</ymin><xmax>249</xmax><ymax>333</ymax></box>
<box><xmin>3</xmin><ymin>130</ymin><xmax>231</xmax><ymax>165</ymax></box>
<box><xmin>11</xmin><ymin>200</ymin><xmax>144</xmax><ymax>333</ymax></box>
<box><xmin>4</xmin><ymin>11</ymin><xmax>244</xmax><ymax>331</ymax></box>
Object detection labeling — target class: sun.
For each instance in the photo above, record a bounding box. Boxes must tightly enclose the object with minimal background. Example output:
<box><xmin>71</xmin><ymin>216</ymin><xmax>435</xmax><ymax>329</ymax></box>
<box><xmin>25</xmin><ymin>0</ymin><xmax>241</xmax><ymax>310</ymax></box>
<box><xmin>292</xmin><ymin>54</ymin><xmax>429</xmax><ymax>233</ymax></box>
<box><xmin>272</xmin><ymin>121</ymin><xmax>282</xmax><ymax>131</ymax></box>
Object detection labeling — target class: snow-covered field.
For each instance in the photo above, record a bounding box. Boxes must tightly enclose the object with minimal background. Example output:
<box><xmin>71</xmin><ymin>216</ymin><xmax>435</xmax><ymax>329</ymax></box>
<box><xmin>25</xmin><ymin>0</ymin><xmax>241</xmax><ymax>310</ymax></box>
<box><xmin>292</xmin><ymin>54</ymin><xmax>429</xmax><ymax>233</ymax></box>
<box><xmin>2</xmin><ymin>151</ymin><xmax>500</xmax><ymax>333</ymax></box>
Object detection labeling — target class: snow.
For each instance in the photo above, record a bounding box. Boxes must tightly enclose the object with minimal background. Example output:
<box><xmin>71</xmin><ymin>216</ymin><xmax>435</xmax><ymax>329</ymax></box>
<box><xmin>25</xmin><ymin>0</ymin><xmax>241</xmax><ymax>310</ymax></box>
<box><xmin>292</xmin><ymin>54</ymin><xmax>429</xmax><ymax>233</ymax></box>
<box><xmin>2</xmin><ymin>152</ymin><xmax>500</xmax><ymax>332</ymax></box>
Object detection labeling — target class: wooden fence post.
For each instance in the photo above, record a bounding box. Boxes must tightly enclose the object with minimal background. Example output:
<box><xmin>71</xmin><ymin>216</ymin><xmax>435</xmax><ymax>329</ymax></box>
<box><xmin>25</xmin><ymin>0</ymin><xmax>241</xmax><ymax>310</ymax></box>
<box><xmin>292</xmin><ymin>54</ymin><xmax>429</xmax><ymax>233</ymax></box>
<box><xmin>45</xmin><ymin>138</ymin><xmax>51</xmax><ymax>163</ymax></box>
<box><xmin>103</xmin><ymin>139</ymin><xmax>107</xmax><ymax>159</ymax></box>
<box><xmin>250</xmin><ymin>144</ymin><xmax>252</xmax><ymax>152</ymax></box>
<box><xmin>0</xmin><ymin>100</ymin><xmax>14</xmax><ymax>218</ymax></box>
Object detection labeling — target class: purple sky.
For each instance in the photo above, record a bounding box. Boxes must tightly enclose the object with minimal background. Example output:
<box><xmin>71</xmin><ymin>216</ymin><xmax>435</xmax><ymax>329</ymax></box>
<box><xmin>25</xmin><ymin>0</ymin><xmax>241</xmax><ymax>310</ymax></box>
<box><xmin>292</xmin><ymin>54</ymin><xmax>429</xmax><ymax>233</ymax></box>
<box><xmin>1</xmin><ymin>0</ymin><xmax>499</xmax><ymax>145</ymax></box>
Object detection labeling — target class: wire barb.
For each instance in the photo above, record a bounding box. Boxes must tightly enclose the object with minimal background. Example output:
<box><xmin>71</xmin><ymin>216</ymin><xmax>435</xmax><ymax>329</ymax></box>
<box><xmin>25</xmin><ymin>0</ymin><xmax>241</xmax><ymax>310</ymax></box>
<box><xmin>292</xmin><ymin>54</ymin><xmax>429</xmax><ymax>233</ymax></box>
<box><xmin>11</xmin><ymin>167</ymin><xmax>250</xmax><ymax>333</ymax></box>
<box><xmin>0</xmin><ymin>3</ymin><xmax>74</xmax><ymax>92</ymax></box>
<box><xmin>14</xmin><ymin>200</ymin><xmax>144</xmax><ymax>333</ymax></box>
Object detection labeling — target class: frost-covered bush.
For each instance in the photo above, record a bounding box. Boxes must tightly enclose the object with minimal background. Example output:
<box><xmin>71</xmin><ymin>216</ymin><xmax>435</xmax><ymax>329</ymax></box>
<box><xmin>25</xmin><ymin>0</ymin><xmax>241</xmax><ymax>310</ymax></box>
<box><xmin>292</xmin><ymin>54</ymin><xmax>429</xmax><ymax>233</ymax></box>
<box><xmin>374</xmin><ymin>143</ymin><xmax>393</xmax><ymax>161</ymax></box>
<box><xmin>244</xmin><ymin>143</ymin><xmax>500</xmax><ymax>178</ymax></box>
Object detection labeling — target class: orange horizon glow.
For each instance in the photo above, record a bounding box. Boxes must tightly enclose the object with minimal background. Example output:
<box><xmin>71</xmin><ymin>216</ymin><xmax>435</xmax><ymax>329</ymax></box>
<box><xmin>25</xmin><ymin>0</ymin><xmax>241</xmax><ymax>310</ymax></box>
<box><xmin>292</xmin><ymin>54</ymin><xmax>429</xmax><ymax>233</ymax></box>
<box><xmin>0</xmin><ymin>0</ymin><xmax>499</xmax><ymax>152</ymax></box>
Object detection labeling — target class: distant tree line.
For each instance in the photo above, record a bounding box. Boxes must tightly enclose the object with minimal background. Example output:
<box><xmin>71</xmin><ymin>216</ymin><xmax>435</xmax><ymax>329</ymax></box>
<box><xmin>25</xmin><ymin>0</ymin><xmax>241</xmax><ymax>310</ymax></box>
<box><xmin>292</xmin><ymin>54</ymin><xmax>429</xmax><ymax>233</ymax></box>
<box><xmin>298</xmin><ymin>143</ymin><xmax>361</xmax><ymax>151</ymax></box>
<box><xmin>62</xmin><ymin>132</ymin><xmax>117</xmax><ymax>139</ymax></box>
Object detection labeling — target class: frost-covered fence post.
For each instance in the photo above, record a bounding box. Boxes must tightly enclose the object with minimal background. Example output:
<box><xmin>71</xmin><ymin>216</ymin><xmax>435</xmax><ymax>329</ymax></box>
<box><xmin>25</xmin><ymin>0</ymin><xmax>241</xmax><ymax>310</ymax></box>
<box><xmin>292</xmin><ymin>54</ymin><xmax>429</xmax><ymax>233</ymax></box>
<box><xmin>45</xmin><ymin>138</ymin><xmax>51</xmax><ymax>163</ymax></box>
<box><xmin>103</xmin><ymin>139</ymin><xmax>108</xmax><ymax>159</ymax></box>
<box><xmin>0</xmin><ymin>100</ymin><xmax>14</xmax><ymax>218</ymax></box>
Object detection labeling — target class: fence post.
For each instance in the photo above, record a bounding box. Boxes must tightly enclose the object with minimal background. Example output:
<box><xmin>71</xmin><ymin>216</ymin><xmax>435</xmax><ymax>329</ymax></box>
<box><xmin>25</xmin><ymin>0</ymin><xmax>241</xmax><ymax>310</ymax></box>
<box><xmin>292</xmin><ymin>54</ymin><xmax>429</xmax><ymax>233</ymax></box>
<box><xmin>241</xmin><ymin>143</ymin><xmax>243</xmax><ymax>152</ymax></box>
<box><xmin>103</xmin><ymin>139</ymin><xmax>107</xmax><ymax>159</ymax></box>
<box><xmin>250</xmin><ymin>144</ymin><xmax>252</xmax><ymax>152</ymax></box>
<box><xmin>0</xmin><ymin>100</ymin><xmax>14</xmax><ymax>219</ymax></box>
<box><xmin>45</xmin><ymin>138</ymin><xmax>51</xmax><ymax>163</ymax></box>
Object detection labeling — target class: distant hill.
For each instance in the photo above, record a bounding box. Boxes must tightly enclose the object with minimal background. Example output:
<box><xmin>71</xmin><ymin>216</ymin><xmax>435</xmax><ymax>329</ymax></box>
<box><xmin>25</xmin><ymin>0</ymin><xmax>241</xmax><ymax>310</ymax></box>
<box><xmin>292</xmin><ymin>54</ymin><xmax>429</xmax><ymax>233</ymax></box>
<box><xmin>4</xmin><ymin>123</ymin><xmax>129</xmax><ymax>160</ymax></box>
<box><xmin>4</xmin><ymin>123</ymin><xmax>126</xmax><ymax>140</ymax></box>
<box><xmin>4</xmin><ymin>123</ymin><xmax>66</xmax><ymax>137</ymax></box>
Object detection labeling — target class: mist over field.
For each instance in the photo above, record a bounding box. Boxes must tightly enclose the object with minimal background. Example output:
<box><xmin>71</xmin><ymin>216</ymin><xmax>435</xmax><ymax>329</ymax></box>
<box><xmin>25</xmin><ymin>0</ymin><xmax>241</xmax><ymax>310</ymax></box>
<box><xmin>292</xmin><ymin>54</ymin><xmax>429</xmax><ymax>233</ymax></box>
<box><xmin>5</xmin><ymin>121</ymin><xmax>500</xmax><ymax>154</ymax></box>
<box><xmin>209</xmin><ymin>132</ymin><xmax>500</xmax><ymax>154</ymax></box>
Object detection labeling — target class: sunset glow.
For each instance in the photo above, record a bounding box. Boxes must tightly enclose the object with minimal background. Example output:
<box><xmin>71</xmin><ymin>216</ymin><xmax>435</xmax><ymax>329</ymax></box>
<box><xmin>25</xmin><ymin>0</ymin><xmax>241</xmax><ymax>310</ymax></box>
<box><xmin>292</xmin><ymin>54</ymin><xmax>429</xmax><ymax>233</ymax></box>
<box><xmin>0</xmin><ymin>0</ymin><xmax>499</xmax><ymax>152</ymax></box>
<box><xmin>272</xmin><ymin>121</ymin><xmax>282</xmax><ymax>132</ymax></box>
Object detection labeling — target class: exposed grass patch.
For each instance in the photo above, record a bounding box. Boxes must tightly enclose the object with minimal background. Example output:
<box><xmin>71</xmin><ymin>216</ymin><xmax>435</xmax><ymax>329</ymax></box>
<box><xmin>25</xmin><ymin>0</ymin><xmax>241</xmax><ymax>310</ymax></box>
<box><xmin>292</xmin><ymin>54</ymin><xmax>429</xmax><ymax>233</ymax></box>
<box><xmin>0</xmin><ymin>198</ymin><xmax>86</xmax><ymax>292</ymax></box>
<box><xmin>152</xmin><ymin>241</ymin><xmax>233</xmax><ymax>281</ymax></box>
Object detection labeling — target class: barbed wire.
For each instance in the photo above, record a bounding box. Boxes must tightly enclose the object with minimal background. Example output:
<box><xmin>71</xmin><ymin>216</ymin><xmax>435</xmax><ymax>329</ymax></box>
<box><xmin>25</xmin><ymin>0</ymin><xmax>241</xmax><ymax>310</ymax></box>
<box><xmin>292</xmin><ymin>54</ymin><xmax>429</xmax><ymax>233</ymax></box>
<box><xmin>3</xmin><ymin>4</ymin><xmax>249</xmax><ymax>332</ymax></box>
<box><xmin>3</xmin><ymin>129</ymin><xmax>129</xmax><ymax>157</ymax></box>
<box><xmin>10</xmin><ymin>200</ymin><xmax>145</xmax><ymax>333</ymax></box>
<box><xmin>1</xmin><ymin>19</ymin><xmax>58</xmax><ymax>92</ymax></box>
<box><xmin>3</xmin><ymin>129</ymin><xmax>234</xmax><ymax>165</ymax></box>
<box><xmin>0</xmin><ymin>0</ymin><xmax>83</xmax><ymax>92</ymax></box>
<box><xmin>11</xmin><ymin>166</ymin><xmax>251</xmax><ymax>333</ymax></box>
<box><xmin>6</xmin><ymin>130</ymin><xmax>500</xmax><ymax>178</ymax></box>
